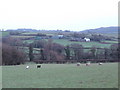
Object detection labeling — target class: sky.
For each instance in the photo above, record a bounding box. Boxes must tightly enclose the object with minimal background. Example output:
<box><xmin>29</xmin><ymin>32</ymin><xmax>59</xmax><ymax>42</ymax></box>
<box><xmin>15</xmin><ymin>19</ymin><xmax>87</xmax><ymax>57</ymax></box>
<box><xmin>0</xmin><ymin>0</ymin><xmax>119</xmax><ymax>31</ymax></box>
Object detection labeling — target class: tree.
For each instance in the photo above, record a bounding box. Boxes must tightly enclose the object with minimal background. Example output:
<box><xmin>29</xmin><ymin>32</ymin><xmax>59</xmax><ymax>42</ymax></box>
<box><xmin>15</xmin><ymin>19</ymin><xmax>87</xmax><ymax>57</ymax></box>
<box><xmin>51</xmin><ymin>43</ymin><xmax>64</xmax><ymax>54</ymax></box>
<box><xmin>64</xmin><ymin>45</ymin><xmax>71</xmax><ymax>60</ymax></box>
<box><xmin>33</xmin><ymin>40</ymin><xmax>47</xmax><ymax>48</ymax></box>
<box><xmin>2</xmin><ymin>37</ymin><xmax>23</xmax><ymax>46</ymax></box>
<box><xmin>104</xmin><ymin>48</ymin><xmax>110</xmax><ymax>59</ymax></box>
<box><xmin>40</xmin><ymin>48</ymin><xmax>45</xmax><ymax>60</ymax></box>
<box><xmin>29</xmin><ymin>44</ymin><xmax>34</xmax><ymax>61</ymax></box>
<box><xmin>90</xmin><ymin>47</ymin><xmax>96</xmax><ymax>59</ymax></box>
<box><xmin>2</xmin><ymin>43</ymin><xmax>26</xmax><ymax>65</ymax></box>
<box><xmin>71</xmin><ymin>44</ymin><xmax>84</xmax><ymax>60</ymax></box>
<box><xmin>110</xmin><ymin>44</ymin><xmax>118</xmax><ymax>60</ymax></box>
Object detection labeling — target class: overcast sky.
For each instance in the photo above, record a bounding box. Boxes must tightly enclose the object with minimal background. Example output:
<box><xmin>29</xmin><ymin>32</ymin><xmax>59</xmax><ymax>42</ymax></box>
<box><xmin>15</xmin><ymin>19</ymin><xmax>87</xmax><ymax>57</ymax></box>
<box><xmin>0</xmin><ymin>0</ymin><xmax>119</xmax><ymax>31</ymax></box>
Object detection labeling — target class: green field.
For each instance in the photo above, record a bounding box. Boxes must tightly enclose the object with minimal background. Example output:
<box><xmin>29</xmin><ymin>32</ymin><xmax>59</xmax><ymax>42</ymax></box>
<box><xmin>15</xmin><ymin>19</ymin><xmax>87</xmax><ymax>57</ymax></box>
<box><xmin>53</xmin><ymin>39</ymin><xmax>112</xmax><ymax>48</ymax></box>
<box><xmin>21</xmin><ymin>32</ymin><xmax>38</xmax><ymax>35</ymax></box>
<box><xmin>2</xmin><ymin>63</ymin><xmax>118</xmax><ymax>88</ymax></box>
<box><xmin>11</xmin><ymin>35</ymin><xmax>35</xmax><ymax>38</ymax></box>
<box><xmin>0</xmin><ymin>31</ymin><xmax>9</xmax><ymax>37</ymax></box>
<box><xmin>23</xmin><ymin>39</ymin><xmax>113</xmax><ymax>48</ymax></box>
<box><xmin>102</xmin><ymin>40</ymin><xmax>118</xmax><ymax>43</ymax></box>
<box><xmin>0</xmin><ymin>66</ymin><xmax>2</xmax><ymax>89</ymax></box>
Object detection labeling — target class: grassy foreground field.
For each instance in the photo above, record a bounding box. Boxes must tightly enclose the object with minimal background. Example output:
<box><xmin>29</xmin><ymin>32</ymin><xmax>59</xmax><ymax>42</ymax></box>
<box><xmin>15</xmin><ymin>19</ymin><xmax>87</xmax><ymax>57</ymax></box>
<box><xmin>0</xmin><ymin>66</ymin><xmax>2</xmax><ymax>89</ymax></box>
<box><xmin>2</xmin><ymin>63</ymin><xmax>118</xmax><ymax>88</ymax></box>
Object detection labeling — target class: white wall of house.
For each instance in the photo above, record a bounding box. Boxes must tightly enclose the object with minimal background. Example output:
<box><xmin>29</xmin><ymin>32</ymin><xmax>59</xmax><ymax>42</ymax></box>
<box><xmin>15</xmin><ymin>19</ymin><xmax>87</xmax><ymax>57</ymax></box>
<box><xmin>84</xmin><ymin>38</ymin><xmax>90</xmax><ymax>42</ymax></box>
<box><xmin>58</xmin><ymin>35</ymin><xmax>63</xmax><ymax>38</ymax></box>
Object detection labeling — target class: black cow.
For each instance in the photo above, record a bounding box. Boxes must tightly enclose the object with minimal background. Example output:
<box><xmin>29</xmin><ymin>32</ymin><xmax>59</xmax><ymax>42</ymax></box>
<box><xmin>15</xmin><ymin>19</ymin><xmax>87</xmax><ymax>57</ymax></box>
<box><xmin>37</xmin><ymin>65</ymin><xmax>41</xmax><ymax>68</ymax></box>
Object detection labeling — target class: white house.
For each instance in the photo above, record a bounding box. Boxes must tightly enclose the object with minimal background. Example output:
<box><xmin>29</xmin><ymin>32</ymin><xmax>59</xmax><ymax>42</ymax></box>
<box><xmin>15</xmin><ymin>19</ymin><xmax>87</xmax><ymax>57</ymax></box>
<box><xmin>58</xmin><ymin>35</ymin><xmax>64</xmax><ymax>38</ymax></box>
<box><xmin>84</xmin><ymin>38</ymin><xmax>90</xmax><ymax>42</ymax></box>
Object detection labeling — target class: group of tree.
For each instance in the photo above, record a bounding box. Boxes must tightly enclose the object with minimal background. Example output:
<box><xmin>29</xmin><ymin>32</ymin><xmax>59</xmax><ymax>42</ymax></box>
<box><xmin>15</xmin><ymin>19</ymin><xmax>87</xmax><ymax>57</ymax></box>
<box><xmin>29</xmin><ymin>39</ymin><xmax>65</xmax><ymax>61</ymax></box>
<box><xmin>70</xmin><ymin>33</ymin><xmax>115</xmax><ymax>42</ymax></box>
<box><xmin>2</xmin><ymin>37</ymin><xmax>26</xmax><ymax>65</ymax></box>
<box><xmin>28</xmin><ymin>39</ymin><xmax>119</xmax><ymax>62</ymax></box>
<box><xmin>1</xmin><ymin>37</ymin><xmax>119</xmax><ymax>65</ymax></box>
<box><xmin>2</xmin><ymin>43</ymin><xmax>26</xmax><ymax>65</ymax></box>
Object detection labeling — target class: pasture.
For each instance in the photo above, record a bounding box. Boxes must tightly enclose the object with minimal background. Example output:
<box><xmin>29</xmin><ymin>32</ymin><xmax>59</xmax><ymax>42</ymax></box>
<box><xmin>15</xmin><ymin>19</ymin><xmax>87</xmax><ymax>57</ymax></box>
<box><xmin>1</xmin><ymin>31</ymin><xmax>9</xmax><ymax>37</ymax></box>
<box><xmin>23</xmin><ymin>39</ymin><xmax>112</xmax><ymax>48</ymax></box>
<box><xmin>53</xmin><ymin>39</ymin><xmax>112</xmax><ymax>48</ymax></box>
<box><xmin>2</xmin><ymin>63</ymin><xmax>118</xmax><ymax>88</ymax></box>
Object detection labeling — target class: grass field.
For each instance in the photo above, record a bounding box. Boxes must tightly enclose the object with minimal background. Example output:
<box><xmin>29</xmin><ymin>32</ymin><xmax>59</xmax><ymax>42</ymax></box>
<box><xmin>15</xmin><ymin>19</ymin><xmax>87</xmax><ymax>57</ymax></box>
<box><xmin>102</xmin><ymin>40</ymin><xmax>118</xmax><ymax>44</ymax></box>
<box><xmin>21</xmin><ymin>32</ymin><xmax>38</xmax><ymax>35</ymax></box>
<box><xmin>53</xmin><ymin>39</ymin><xmax>112</xmax><ymax>48</ymax></box>
<box><xmin>2</xmin><ymin>63</ymin><xmax>118</xmax><ymax>88</ymax></box>
<box><xmin>0</xmin><ymin>31</ymin><xmax>9</xmax><ymax>37</ymax></box>
<box><xmin>23</xmin><ymin>39</ymin><xmax>112</xmax><ymax>48</ymax></box>
<box><xmin>0</xmin><ymin>66</ymin><xmax>2</xmax><ymax>89</ymax></box>
<box><xmin>10</xmin><ymin>35</ymin><xmax>35</xmax><ymax>38</ymax></box>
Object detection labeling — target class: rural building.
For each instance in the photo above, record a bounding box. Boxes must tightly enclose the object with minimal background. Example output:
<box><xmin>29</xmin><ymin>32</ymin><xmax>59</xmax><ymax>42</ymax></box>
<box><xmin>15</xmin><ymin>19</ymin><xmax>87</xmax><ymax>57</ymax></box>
<box><xmin>58</xmin><ymin>35</ymin><xmax>64</xmax><ymax>38</ymax></box>
<box><xmin>84</xmin><ymin>38</ymin><xmax>90</xmax><ymax>42</ymax></box>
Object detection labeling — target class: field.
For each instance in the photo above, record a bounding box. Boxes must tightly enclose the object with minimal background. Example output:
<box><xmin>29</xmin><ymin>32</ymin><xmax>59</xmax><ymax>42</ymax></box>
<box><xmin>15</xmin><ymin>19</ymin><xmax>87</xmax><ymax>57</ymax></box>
<box><xmin>11</xmin><ymin>36</ymin><xmax>35</xmax><ymax>38</ymax></box>
<box><xmin>23</xmin><ymin>39</ymin><xmax>113</xmax><ymax>48</ymax></box>
<box><xmin>0</xmin><ymin>66</ymin><xmax>2</xmax><ymax>89</ymax></box>
<box><xmin>2</xmin><ymin>63</ymin><xmax>118</xmax><ymax>88</ymax></box>
<box><xmin>53</xmin><ymin>39</ymin><xmax>113</xmax><ymax>48</ymax></box>
<box><xmin>0</xmin><ymin>31</ymin><xmax>9</xmax><ymax>37</ymax></box>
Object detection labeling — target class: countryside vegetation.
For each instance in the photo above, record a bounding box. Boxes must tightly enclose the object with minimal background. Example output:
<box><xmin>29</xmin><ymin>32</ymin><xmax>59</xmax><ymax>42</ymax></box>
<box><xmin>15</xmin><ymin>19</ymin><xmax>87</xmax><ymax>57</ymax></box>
<box><xmin>0</xmin><ymin>27</ymin><xmax>119</xmax><ymax>88</ymax></box>
<box><xmin>1</xmin><ymin>28</ymin><xmax>119</xmax><ymax>65</ymax></box>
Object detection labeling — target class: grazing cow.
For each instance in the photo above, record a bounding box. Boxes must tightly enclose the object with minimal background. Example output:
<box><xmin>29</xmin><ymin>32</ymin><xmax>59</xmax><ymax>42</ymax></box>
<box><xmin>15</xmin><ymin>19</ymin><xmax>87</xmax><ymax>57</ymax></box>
<box><xmin>86</xmin><ymin>62</ymin><xmax>90</xmax><ymax>66</ymax></box>
<box><xmin>77</xmin><ymin>63</ymin><xmax>80</xmax><ymax>66</ymax></box>
<box><xmin>26</xmin><ymin>66</ymin><xmax>29</xmax><ymax>69</ymax></box>
<box><xmin>37</xmin><ymin>65</ymin><xmax>41</xmax><ymax>68</ymax></box>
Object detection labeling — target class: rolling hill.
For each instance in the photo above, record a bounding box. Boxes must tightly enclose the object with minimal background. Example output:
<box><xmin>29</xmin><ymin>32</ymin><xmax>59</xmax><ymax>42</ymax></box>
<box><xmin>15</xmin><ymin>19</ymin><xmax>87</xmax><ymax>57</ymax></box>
<box><xmin>80</xmin><ymin>26</ymin><xmax>118</xmax><ymax>34</ymax></box>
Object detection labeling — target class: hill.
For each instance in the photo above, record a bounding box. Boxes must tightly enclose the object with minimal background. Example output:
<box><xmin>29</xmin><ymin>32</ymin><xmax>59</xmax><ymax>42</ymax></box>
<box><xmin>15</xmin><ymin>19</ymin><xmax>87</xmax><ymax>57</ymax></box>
<box><xmin>80</xmin><ymin>26</ymin><xmax>118</xmax><ymax>34</ymax></box>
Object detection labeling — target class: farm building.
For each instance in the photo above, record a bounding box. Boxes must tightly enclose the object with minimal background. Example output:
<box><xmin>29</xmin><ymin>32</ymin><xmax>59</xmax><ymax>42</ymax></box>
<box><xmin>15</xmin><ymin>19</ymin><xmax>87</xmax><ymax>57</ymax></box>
<box><xmin>58</xmin><ymin>35</ymin><xmax>64</xmax><ymax>38</ymax></box>
<box><xmin>84</xmin><ymin>38</ymin><xmax>90</xmax><ymax>42</ymax></box>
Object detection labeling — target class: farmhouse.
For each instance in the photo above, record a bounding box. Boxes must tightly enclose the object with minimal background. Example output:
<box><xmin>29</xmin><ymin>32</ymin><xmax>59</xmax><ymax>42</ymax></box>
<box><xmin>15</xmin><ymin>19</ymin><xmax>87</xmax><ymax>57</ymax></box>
<box><xmin>84</xmin><ymin>38</ymin><xmax>90</xmax><ymax>42</ymax></box>
<box><xmin>58</xmin><ymin>35</ymin><xmax>64</xmax><ymax>38</ymax></box>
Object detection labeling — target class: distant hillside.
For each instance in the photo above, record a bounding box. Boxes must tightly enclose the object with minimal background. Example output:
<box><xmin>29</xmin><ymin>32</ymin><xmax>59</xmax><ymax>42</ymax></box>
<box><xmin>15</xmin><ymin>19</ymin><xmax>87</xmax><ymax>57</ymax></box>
<box><xmin>80</xmin><ymin>26</ymin><xmax>118</xmax><ymax>34</ymax></box>
<box><xmin>6</xmin><ymin>28</ymin><xmax>39</xmax><ymax>32</ymax></box>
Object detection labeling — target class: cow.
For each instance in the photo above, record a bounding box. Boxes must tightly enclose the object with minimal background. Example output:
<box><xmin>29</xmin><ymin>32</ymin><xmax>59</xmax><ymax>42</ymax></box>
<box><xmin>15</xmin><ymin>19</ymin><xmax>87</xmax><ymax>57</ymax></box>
<box><xmin>37</xmin><ymin>65</ymin><xmax>41</xmax><ymax>68</ymax></box>
<box><xmin>77</xmin><ymin>63</ymin><xmax>80</xmax><ymax>66</ymax></box>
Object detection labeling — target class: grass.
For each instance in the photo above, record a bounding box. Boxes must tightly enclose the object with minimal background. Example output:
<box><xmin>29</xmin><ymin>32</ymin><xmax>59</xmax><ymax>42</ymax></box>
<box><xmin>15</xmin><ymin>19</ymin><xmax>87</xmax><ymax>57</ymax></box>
<box><xmin>102</xmin><ymin>40</ymin><xmax>118</xmax><ymax>44</ymax></box>
<box><xmin>0</xmin><ymin>66</ymin><xmax>2</xmax><ymax>89</ymax></box>
<box><xmin>103</xmin><ymin>33</ymin><xmax>118</xmax><ymax>38</ymax></box>
<box><xmin>53</xmin><ymin>39</ymin><xmax>112</xmax><ymax>48</ymax></box>
<box><xmin>10</xmin><ymin>35</ymin><xmax>35</xmax><ymax>38</ymax></box>
<box><xmin>23</xmin><ymin>39</ymin><xmax>112</xmax><ymax>48</ymax></box>
<box><xmin>0</xmin><ymin>31</ymin><xmax>9</xmax><ymax>37</ymax></box>
<box><xmin>21</xmin><ymin>32</ymin><xmax>38</xmax><ymax>35</ymax></box>
<box><xmin>2</xmin><ymin>63</ymin><xmax>118</xmax><ymax>88</ymax></box>
<box><xmin>23</xmin><ymin>40</ymin><xmax>34</xmax><ymax>44</ymax></box>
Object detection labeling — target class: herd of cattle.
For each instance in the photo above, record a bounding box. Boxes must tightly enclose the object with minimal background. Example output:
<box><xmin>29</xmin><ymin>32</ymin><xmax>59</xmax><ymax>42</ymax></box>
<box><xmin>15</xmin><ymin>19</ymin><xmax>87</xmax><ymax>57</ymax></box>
<box><xmin>26</xmin><ymin>62</ymin><xmax>103</xmax><ymax>69</ymax></box>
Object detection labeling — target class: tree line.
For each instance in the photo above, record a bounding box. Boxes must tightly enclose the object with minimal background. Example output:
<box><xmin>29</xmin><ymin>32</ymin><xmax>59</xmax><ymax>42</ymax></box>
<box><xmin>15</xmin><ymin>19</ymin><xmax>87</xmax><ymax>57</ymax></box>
<box><xmin>1</xmin><ymin>37</ymin><xmax>119</xmax><ymax>65</ymax></box>
<box><xmin>29</xmin><ymin>39</ymin><xmax>119</xmax><ymax>62</ymax></box>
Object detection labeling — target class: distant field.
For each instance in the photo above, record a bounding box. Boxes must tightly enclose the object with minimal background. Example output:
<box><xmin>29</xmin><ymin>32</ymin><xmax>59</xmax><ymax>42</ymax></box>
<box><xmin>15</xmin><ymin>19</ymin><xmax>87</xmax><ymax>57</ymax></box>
<box><xmin>102</xmin><ymin>40</ymin><xmax>118</xmax><ymax>44</ymax></box>
<box><xmin>53</xmin><ymin>39</ymin><xmax>112</xmax><ymax>48</ymax></box>
<box><xmin>23</xmin><ymin>40</ymin><xmax>34</xmax><ymax>43</ymax></box>
<box><xmin>10</xmin><ymin>35</ymin><xmax>35</xmax><ymax>38</ymax></box>
<box><xmin>21</xmin><ymin>32</ymin><xmax>38</xmax><ymax>35</ymax></box>
<box><xmin>23</xmin><ymin>39</ymin><xmax>112</xmax><ymax>48</ymax></box>
<box><xmin>103</xmin><ymin>33</ymin><xmax>118</xmax><ymax>38</ymax></box>
<box><xmin>2</xmin><ymin>63</ymin><xmax>118</xmax><ymax>88</ymax></box>
<box><xmin>0</xmin><ymin>31</ymin><xmax>9</xmax><ymax>37</ymax></box>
